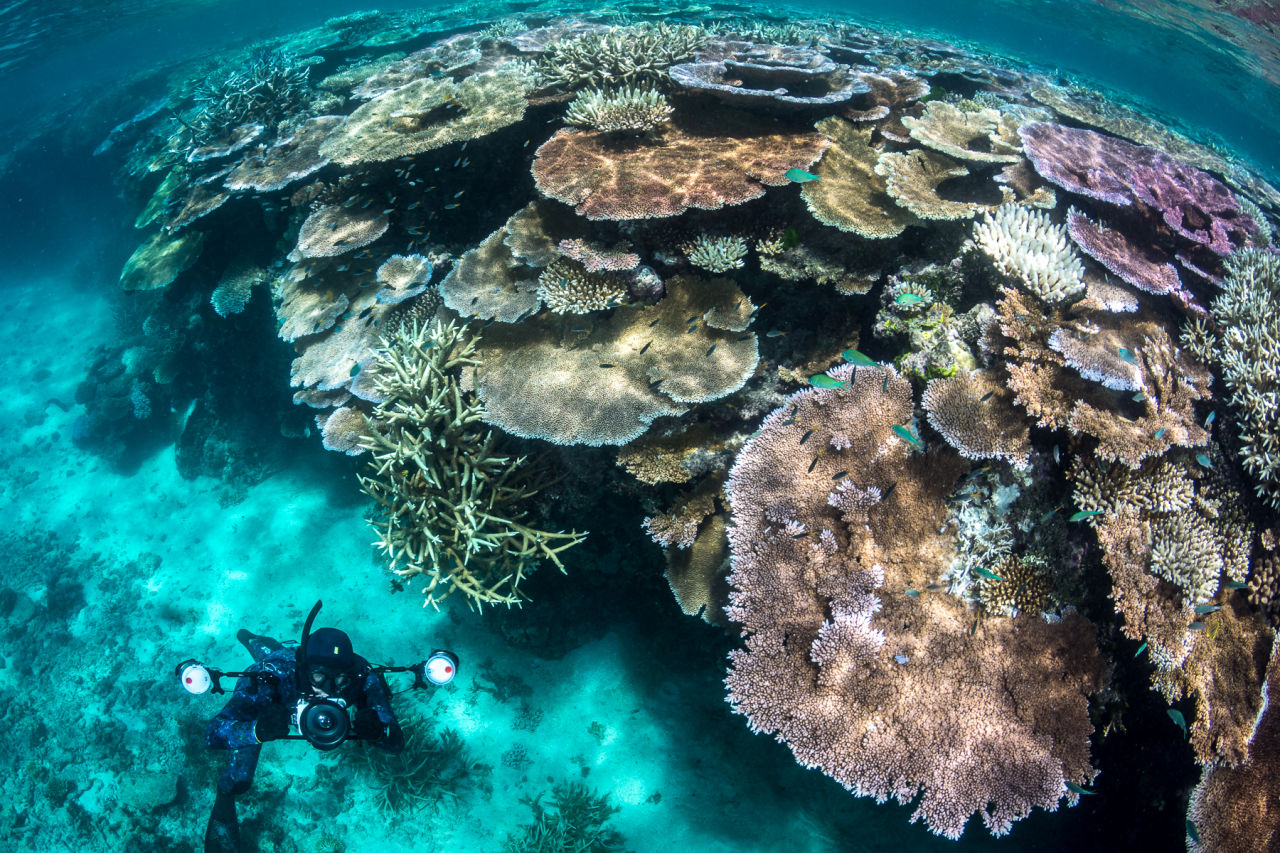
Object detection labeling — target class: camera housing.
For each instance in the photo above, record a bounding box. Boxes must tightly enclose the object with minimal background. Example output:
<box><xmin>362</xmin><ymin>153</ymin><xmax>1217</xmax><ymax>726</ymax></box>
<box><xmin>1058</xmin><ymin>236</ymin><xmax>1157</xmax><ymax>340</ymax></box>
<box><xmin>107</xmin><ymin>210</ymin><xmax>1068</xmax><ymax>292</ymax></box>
<box><xmin>295</xmin><ymin>697</ymin><xmax>351</xmax><ymax>750</ymax></box>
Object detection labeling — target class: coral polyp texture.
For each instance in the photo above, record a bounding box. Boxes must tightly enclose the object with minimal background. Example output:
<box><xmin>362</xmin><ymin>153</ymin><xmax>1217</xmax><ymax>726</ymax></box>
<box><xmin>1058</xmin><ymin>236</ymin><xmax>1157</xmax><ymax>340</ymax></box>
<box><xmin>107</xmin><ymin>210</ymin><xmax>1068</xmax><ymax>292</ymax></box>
<box><xmin>725</xmin><ymin>363</ymin><xmax>1105</xmax><ymax>839</ymax></box>
<box><xmin>532</xmin><ymin>106</ymin><xmax>829</xmax><ymax>220</ymax></box>
<box><xmin>358</xmin><ymin>320</ymin><xmax>586</xmax><ymax>609</ymax></box>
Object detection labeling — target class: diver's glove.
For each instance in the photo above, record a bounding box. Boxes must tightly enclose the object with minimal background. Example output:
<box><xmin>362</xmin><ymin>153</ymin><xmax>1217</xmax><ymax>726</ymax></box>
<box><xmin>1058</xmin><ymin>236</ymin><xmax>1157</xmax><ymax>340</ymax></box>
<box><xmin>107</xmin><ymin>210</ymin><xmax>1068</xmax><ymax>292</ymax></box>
<box><xmin>353</xmin><ymin>708</ymin><xmax>384</xmax><ymax>741</ymax></box>
<box><xmin>253</xmin><ymin>704</ymin><xmax>292</xmax><ymax>742</ymax></box>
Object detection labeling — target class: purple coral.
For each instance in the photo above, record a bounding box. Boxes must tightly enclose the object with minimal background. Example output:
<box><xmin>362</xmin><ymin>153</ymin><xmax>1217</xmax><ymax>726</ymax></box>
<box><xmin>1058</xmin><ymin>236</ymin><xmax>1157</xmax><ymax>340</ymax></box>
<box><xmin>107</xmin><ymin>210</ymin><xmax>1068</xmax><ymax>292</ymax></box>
<box><xmin>1020</xmin><ymin>122</ymin><xmax>1257</xmax><ymax>256</ymax></box>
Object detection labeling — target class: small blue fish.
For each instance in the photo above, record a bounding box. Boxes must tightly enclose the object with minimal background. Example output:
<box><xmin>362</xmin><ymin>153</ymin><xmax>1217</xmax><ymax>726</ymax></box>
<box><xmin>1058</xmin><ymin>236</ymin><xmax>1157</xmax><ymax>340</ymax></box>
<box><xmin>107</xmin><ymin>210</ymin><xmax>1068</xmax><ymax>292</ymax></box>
<box><xmin>1226</xmin><ymin>580</ymin><xmax>1249</xmax><ymax>590</ymax></box>
<box><xmin>895</xmin><ymin>292</ymin><xmax>925</xmax><ymax>306</ymax></box>
<box><xmin>639</xmin><ymin>341</ymin><xmax>651</xmax><ymax>355</ymax></box>
<box><xmin>1154</xmin><ymin>427</ymin><xmax>1168</xmax><ymax>440</ymax></box>
<box><xmin>831</xmin><ymin>469</ymin><xmax>849</xmax><ymax>480</ymax></box>
<box><xmin>705</xmin><ymin>344</ymin><xmax>717</xmax><ymax>356</ymax></box>
<box><xmin>1065</xmin><ymin>781</ymin><xmax>1097</xmax><ymax>796</ymax></box>
<box><xmin>1188</xmin><ymin>621</ymin><xmax>1206</xmax><ymax>631</ymax></box>
<box><xmin>1053</xmin><ymin>445</ymin><xmax>1061</xmax><ymax>465</ymax></box>
<box><xmin>905</xmin><ymin>590</ymin><xmax>920</xmax><ymax>598</ymax></box>
<box><xmin>894</xmin><ymin>654</ymin><xmax>910</xmax><ymax>664</ymax></box>
<box><xmin>785</xmin><ymin>167</ymin><xmax>821</xmax><ymax>183</ymax></box>
<box><xmin>1132</xmin><ymin>392</ymin><xmax>1146</xmax><ymax>402</ymax></box>
<box><xmin>809</xmin><ymin>374</ymin><xmax>847</xmax><ymax>389</ymax></box>
<box><xmin>1040</xmin><ymin>506</ymin><xmax>1060</xmax><ymax>523</ymax></box>
<box><xmin>1186</xmin><ymin>819</ymin><xmax>1202</xmax><ymax>845</ymax></box>
<box><xmin>1134</xmin><ymin>641</ymin><xmax>1148</xmax><ymax>658</ymax></box>
<box><xmin>1195</xmin><ymin>453</ymin><xmax>1212</xmax><ymax>469</ymax></box>
<box><xmin>979</xmin><ymin>391</ymin><xmax>994</xmax><ymax>402</ymax></box>
<box><xmin>1205</xmin><ymin>411</ymin><xmax>1216</xmax><ymax>426</ymax></box>
<box><xmin>765</xmin><ymin>329</ymin><xmax>786</xmax><ymax>338</ymax></box>
<box><xmin>882</xmin><ymin>373</ymin><xmax>889</xmax><ymax>392</ymax></box>
<box><xmin>892</xmin><ymin>424</ymin><xmax>922</xmax><ymax>449</ymax></box>
<box><xmin>1069</xmin><ymin>510</ymin><xmax>1103</xmax><ymax>522</ymax></box>
<box><xmin>1167</xmin><ymin>708</ymin><xmax>1187</xmax><ymax>737</ymax></box>
<box><xmin>842</xmin><ymin>348</ymin><xmax>876</xmax><ymax>366</ymax></box>
<box><xmin>799</xmin><ymin>428</ymin><xmax>815</xmax><ymax>445</ymax></box>
<box><xmin>1118</xmin><ymin>347</ymin><xmax>1137</xmax><ymax>363</ymax></box>
<box><xmin>1194</xmin><ymin>604</ymin><xmax>1222</xmax><ymax>615</ymax></box>
<box><xmin>975</xmin><ymin>567</ymin><xmax>1006</xmax><ymax>582</ymax></box>
<box><xmin>443</xmin><ymin>203</ymin><xmax>458</xmax><ymax>210</ymax></box>
<box><xmin>808</xmin><ymin>455</ymin><xmax>820</xmax><ymax>473</ymax></box>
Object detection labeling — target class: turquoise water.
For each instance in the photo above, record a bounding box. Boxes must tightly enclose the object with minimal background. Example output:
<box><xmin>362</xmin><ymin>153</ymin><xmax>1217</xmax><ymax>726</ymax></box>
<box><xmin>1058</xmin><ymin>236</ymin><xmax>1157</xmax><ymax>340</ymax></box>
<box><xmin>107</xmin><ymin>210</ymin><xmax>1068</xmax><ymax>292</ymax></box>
<box><xmin>1</xmin><ymin>2</ymin><xmax>1277</xmax><ymax>851</ymax></box>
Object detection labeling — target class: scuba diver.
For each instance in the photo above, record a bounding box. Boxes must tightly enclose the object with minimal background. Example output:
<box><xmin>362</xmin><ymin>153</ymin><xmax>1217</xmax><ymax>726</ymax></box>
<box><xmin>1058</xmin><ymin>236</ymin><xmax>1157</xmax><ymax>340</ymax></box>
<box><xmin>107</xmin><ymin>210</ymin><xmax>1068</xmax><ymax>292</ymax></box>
<box><xmin>176</xmin><ymin>601</ymin><xmax>458</xmax><ymax>853</ymax></box>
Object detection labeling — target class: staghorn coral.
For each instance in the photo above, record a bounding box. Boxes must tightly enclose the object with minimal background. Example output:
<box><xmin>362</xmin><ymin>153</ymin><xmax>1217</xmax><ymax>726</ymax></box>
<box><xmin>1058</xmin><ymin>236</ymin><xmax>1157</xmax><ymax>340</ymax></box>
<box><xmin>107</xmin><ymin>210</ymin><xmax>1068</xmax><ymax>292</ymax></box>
<box><xmin>532</xmin><ymin>105</ymin><xmax>829</xmax><ymax>220</ymax></box>
<box><xmin>1196</xmin><ymin>250</ymin><xmax>1280</xmax><ymax>506</ymax></box>
<box><xmin>802</xmin><ymin>117</ymin><xmax>916</xmax><ymax>239</ymax></box>
<box><xmin>475</xmin><ymin>274</ymin><xmax>758</xmax><ymax>445</ymax></box>
<box><xmin>533</xmin><ymin>22</ymin><xmax>709</xmax><ymax>90</ymax></box>
<box><xmin>187</xmin><ymin>49</ymin><xmax>311</xmax><ymax>149</ymax></box>
<box><xmin>971</xmin><ymin>204</ymin><xmax>1085</xmax><ymax>304</ymax></box>
<box><xmin>922</xmin><ymin>369</ymin><xmax>1031</xmax><ymax>468</ymax></box>
<box><xmin>319</xmin><ymin>66</ymin><xmax>533</xmax><ymax>166</ymax></box>
<box><xmin>683</xmin><ymin>234</ymin><xmax>747</xmax><ymax>273</ymax></box>
<box><xmin>1187</xmin><ymin>640</ymin><xmax>1280</xmax><ymax>853</ymax></box>
<box><xmin>358</xmin><ymin>319</ymin><xmax>586</xmax><ymax>609</ymax></box>
<box><xmin>901</xmin><ymin>101</ymin><xmax>1022</xmax><ymax>164</ymax></box>
<box><xmin>563</xmin><ymin>86</ymin><xmax>673</xmax><ymax>134</ymax></box>
<box><xmin>725</xmin><ymin>361</ymin><xmax>1104</xmax><ymax>839</ymax></box>
<box><xmin>536</xmin><ymin>258</ymin><xmax>628</xmax><ymax>314</ymax></box>
<box><xmin>119</xmin><ymin>230</ymin><xmax>205</xmax><ymax>292</ymax></box>
<box><xmin>350</xmin><ymin>39</ymin><xmax>483</xmax><ymax>100</ymax></box>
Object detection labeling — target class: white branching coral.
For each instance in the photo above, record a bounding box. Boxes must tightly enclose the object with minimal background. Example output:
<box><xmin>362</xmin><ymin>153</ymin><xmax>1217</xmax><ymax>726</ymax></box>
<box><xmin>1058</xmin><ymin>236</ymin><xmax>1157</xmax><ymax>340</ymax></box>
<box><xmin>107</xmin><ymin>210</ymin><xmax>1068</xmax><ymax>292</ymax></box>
<box><xmin>564</xmin><ymin>86</ymin><xmax>674</xmax><ymax>134</ymax></box>
<box><xmin>357</xmin><ymin>319</ymin><xmax>586</xmax><ymax>609</ymax></box>
<box><xmin>684</xmin><ymin>234</ymin><xmax>748</xmax><ymax>273</ymax></box>
<box><xmin>536</xmin><ymin>259</ymin><xmax>628</xmax><ymax>313</ymax></box>
<box><xmin>972</xmin><ymin>204</ymin><xmax>1085</xmax><ymax>304</ymax></box>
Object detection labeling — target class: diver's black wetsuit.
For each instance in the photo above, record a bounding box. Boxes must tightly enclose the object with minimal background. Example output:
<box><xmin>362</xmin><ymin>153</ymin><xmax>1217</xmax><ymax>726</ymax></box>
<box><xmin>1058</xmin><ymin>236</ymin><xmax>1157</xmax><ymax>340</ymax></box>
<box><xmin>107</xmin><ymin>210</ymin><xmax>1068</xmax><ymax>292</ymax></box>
<box><xmin>206</xmin><ymin>638</ymin><xmax>404</xmax><ymax>795</ymax></box>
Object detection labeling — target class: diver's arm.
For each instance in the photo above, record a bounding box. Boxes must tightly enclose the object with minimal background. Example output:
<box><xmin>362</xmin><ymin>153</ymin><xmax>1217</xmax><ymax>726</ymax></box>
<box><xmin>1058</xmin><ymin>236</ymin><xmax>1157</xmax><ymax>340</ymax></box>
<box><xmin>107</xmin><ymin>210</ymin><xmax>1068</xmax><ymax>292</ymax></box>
<box><xmin>360</xmin><ymin>671</ymin><xmax>405</xmax><ymax>754</ymax></box>
<box><xmin>206</xmin><ymin>672</ymin><xmax>280</xmax><ymax>750</ymax></box>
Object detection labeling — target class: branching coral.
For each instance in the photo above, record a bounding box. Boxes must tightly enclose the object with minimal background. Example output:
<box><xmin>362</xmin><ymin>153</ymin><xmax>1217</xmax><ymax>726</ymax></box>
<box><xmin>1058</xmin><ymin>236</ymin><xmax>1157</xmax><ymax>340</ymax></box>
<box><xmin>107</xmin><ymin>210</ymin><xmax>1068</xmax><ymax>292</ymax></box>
<box><xmin>536</xmin><ymin>258</ymin><xmax>628</xmax><ymax>313</ymax></box>
<box><xmin>1191</xmin><ymin>250</ymin><xmax>1280</xmax><ymax>506</ymax></box>
<box><xmin>972</xmin><ymin>204</ymin><xmax>1085</xmax><ymax>304</ymax></box>
<box><xmin>683</xmin><ymin>234</ymin><xmax>747</xmax><ymax>273</ymax></box>
<box><xmin>187</xmin><ymin>48</ymin><xmax>311</xmax><ymax>149</ymax></box>
<box><xmin>564</xmin><ymin>86</ymin><xmax>673</xmax><ymax>134</ymax></box>
<box><xmin>533</xmin><ymin>22</ymin><xmax>708</xmax><ymax>90</ymax></box>
<box><xmin>358</xmin><ymin>319</ymin><xmax>586</xmax><ymax>608</ymax></box>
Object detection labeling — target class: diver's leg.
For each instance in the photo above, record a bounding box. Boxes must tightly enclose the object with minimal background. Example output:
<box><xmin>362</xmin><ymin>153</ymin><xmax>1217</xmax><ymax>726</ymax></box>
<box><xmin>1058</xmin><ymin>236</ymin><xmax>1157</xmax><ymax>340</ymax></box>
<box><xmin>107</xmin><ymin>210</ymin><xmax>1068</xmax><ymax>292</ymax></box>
<box><xmin>205</xmin><ymin>745</ymin><xmax>260</xmax><ymax>853</ymax></box>
<box><xmin>236</xmin><ymin>629</ymin><xmax>283</xmax><ymax>663</ymax></box>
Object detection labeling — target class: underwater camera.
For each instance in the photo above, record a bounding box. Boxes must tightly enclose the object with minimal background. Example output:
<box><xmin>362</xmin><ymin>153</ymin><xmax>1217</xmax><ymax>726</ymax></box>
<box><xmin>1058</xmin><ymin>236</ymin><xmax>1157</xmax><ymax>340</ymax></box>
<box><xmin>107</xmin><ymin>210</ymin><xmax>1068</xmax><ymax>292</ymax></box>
<box><xmin>176</xmin><ymin>600</ymin><xmax>458</xmax><ymax>750</ymax></box>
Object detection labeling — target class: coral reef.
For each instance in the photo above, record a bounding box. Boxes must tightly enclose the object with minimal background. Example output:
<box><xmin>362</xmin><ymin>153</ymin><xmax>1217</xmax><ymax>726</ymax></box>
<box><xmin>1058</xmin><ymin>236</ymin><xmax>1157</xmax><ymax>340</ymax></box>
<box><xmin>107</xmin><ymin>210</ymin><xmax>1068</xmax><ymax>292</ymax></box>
<box><xmin>564</xmin><ymin>86</ymin><xmax>673</xmax><ymax>135</ymax></box>
<box><xmin>724</xmin><ymin>363</ymin><xmax>1105</xmax><ymax>839</ymax></box>
<box><xmin>971</xmin><ymin>204</ymin><xmax>1085</xmax><ymax>304</ymax></box>
<box><xmin>533</xmin><ymin>22</ymin><xmax>708</xmax><ymax>90</ymax></box>
<box><xmin>532</xmin><ymin>105</ymin><xmax>828</xmax><ymax>219</ymax></box>
<box><xmin>358</xmin><ymin>320</ymin><xmax>586</xmax><ymax>608</ymax></box>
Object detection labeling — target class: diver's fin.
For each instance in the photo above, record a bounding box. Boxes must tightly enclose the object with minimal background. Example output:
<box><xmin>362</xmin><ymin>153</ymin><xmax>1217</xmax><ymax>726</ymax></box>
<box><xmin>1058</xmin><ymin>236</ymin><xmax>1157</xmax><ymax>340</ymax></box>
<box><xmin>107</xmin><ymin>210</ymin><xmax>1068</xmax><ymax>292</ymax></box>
<box><xmin>204</xmin><ymin>791</ymin><xmax>239</xmax><ymax>853</ymax></box>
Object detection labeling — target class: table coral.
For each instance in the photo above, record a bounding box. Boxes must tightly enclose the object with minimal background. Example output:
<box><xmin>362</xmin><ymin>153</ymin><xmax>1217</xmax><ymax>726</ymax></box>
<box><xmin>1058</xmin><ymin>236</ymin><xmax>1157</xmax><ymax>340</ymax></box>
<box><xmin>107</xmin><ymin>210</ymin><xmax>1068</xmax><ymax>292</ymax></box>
<box><xmin>532</xmin><ymin>105</ymin><xmax>829</xmax><ymax>220</ymax></box>
<box><xmin>119</xmin><ymin>230</ymin><xmax>205</xmax><ymax>291</ymax></box>
<box><xmin>901</xmin><ymin>102</ymin><xmax>1022</xmax><ymax>164</ymax></box>
<box><xmin>294</xmin><ymin>203</ymin><xmax>389</xmax><ymax>259</ymax></box>
<box><xmin>802</xmin><ymin>117</ymin><xmax>916</xmax><ymax>239</ymax></box>
<box><xmin>725</xmin><ymin>362</ymin><xmax>1104</xmax><ymax>840</ymax></box>
<box><xmin>475</xmin><ymin>274</ymin><xmax>758</xmax><ymax>445</ymax></box>
<box><xmin>922</xmin><ymin>369</ymin><xmax>1031</xmax><ymax>468</ymax></box>
<box><xmin>224</xmin><ymin>115</ymin><xmax>341</xmax><ymax>192</ymax></box>
<box><xmin>320</xmin><ymin>66</ymin><xmax>533</xmax><ymax>166</ymax></box>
